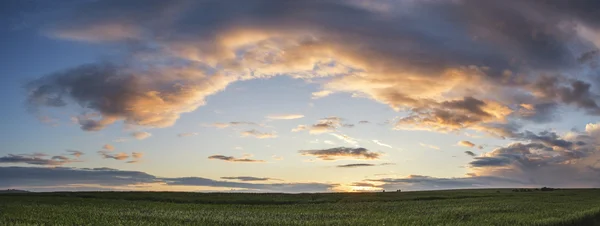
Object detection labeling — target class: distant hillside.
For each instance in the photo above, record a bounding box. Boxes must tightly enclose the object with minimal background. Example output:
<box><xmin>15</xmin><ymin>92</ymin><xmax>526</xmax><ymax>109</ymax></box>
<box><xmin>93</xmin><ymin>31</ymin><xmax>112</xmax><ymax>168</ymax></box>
<box><xmin>0</xmin><ymin>189</ymin><xmax>30</xmax><ymax>193</ymax></box>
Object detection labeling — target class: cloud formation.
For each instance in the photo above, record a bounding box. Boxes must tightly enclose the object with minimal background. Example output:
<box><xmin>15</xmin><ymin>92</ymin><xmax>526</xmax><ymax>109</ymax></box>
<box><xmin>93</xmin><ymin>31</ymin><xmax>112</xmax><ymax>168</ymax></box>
<box><xmin>0</xmin><ymin>153</ymin><xmax>79</xmax><ymax>166</ymax></box>
<box><xmin>22</xmin><ymin>0</ymin><xmax>600</xmax><ymax>138</ymax></box>
<box><xmin>98</xmin><ymin>151</ymin><xmax>129</xmax><ymax>161</ymax></box>
<box><xmin>131</xmin><ymin>131</ymin><xmax>151</xmax><ymax>140</ymax></box>
<box><xmin>266</xmin><ymin>114</ymin><xmax>304</xmax><ymax>120</ymax></box>
<box><xmin>241</xmin><ymin>130</ymin><xmax>277</xmax><ymax>139</ymax></box>
<box><xmin>458</xmin><ymin>141</ymin><xmax>476</xmax><ymax>148</ymax></box>
<box><xmin>177</xmin><ymin>132</ymin><xmax>198</xmax><ymax>137</ymax></box>
<box><xmin>102</xmin><ymin>144</ymin><xmax>114</xmax><ymax>151</ymax></box>
<box><xmin>208</xmin><ymin>155</ymin><xmax>265</xmax><ymax>163</ymax></box>
<box><xmin>210</xmin><ymin>122</ymin><xmax>261</xmax><ymax>128</ymax></box>
<box><xmin>299</xmin><ymin>147</ymin><xmax>380</xmax><ymax>160</ymax></box>
<box><xmin>337</xmin><ymin>163</ymin><xmax>394</xmax><ymax>168</ymax></box>
<box><xmin>0</xmin><ymin>167</ymin><xmax>333</xmax><ymax>193</ymax></box>
<box><xmin>127</xmin><ymin>152</ymin><xmax>144</xmax><ymax>164</ymax></box>
<box><xmin>220</xmin><ymin>176</ymin><xmax>281</xmax><ymax>182</ymax></box>
<box><xmin>372</xmin><ymin>140</ymin><xmax>392</xmax><ymax>148</ymax></box>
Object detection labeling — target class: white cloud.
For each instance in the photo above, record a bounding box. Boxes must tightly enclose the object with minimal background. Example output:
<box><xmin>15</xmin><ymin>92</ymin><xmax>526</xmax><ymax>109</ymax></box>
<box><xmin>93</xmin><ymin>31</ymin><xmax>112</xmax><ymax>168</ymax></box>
<box><xmin>266</xmin><ymin>114</ymin><xmax>305</xmax><ymax>120</ymax></box>
<box><xmin>330</xmin><ymin>133</ymin><xmax>359</xmax><ymax>146</ymax></box>
<box><xmin>419</xmin><ymin>143</ymin><xmax>440</xmax><ymax>150</ymax></box>
<box><xmin>372</xmin><ymin>140</ymin><xmax>392</xmax><ymax>148</ymax></box>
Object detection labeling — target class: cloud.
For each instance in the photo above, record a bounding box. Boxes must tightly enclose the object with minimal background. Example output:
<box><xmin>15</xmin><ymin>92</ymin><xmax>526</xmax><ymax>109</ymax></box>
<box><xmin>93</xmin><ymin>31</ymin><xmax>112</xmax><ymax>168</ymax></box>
<box><xmin>458</xmin><ymin>141</ymin><xmax>476</xmax><ymax>148</ymax></box>
<box><xmin>0</xmin><ymin>167</ymin><xmax>334</xmax><ymax>193</ymax></box>
<box><xmin>372</xmin><ymin>140</ymin><xmax>392</xmax><ymax>148</ymax></box>
<box><xmin>330</xmin><ymin>133</ymin><xmax>359</xmax><ymax>146</ymax></box>
<box><xmin>293</xmin><ymin>117</ymin><xmax>349</xmax><ymax>134</ymax></box>
<box><xmin>337</xmin><ymin>163</ymin><xmax>375</xmax><ymax>168</ymax></box>
<box><xmin>337</xmin><ymin>163</ymin><xmax>395</xmax><ymax>168</ymax></box>
<box><xmin>0</xmin><ymin>154</ymin><xmax>78</xmax><ymax>166</ymax></box>
<box><xmin>291</xmin><ymin>125</ymin><xmax>307</xmax><ymax>132</ymax></box>
<box><xmin>208</xmin><ymin>155</ymin><xmax>265</xmax><ymax>163</ymax></box>
<box><xmin>241</xmin><ymin>130</ymin><xmax>277</xmax><ymax>139</ymax></box>
<box><xmin>131</xmin><ymin>131</ymin><xmax>151</xmax><ymax>140</ymax></box>
<box><xmin>220</xmin><ymin>176</ymin><xmax>281</xmax><ymax>182</ymax></box>
<box><xmin>209</xmin><ymin>122</ymin><xmax>261</xmax><ymax>128</ymax></box>
<box><xmin>177</xmin><ymin>132</ymin><xmax>198</xmax><ymax>137</ymax></box>
<box><xmin>127</xmin><ymin>152</ymin><xmax>144</xmax><ymax>164</ymax></box>
<box><xmin>465</xmin><ymin>151</ymin><xmax>476</xmax><ymax>157</ymax></box>
<box><xmin>98</xmin><ymin>151</ymin><xmax>129</xmax><ymax>161</ymax></box>
<box><xmin>266</xmin><ymin>114</ymin><xmax>304</xmax><ymax>120</ymax></box>
<box><xmin>24</xmin><ymin>0</ymin><xmax>600</xmax><ymax>137</ymax></box>
<box><xmin>102</xmin><ymin>144</ymin><xmax>114</xmax><ymax>151</ymax></box>
<box><xmin>419</xmin><ymin>143</ymin><xmax>440</xmax><ymax>150</ymax></box>
<box><xmin>365</xmin><ymin>175</ymin><xmax>530</xmax><ymax>191</ymax></box>
<box><xmin>299</xmin><ymin>147</ymin><xmax>380</xmax><ymax>160</ymax></box>
<box><xmin>271</xmin><ymin>155</ymin><xmax>284</xmax><ymax>161</ymax></box>
<box><xmin>311</xmin><ymin>90</ymin><xmax>333</xmax><ymax>99</ymax></box>
<box><xmin>66</xmin><ymin>150</ymin><xmax>84</xmax><ymax>158</ymax></box>
<box><xmin>358</xmin><ymin>121</ymin><xmax>370</xmax><ymax>124</ymax></box>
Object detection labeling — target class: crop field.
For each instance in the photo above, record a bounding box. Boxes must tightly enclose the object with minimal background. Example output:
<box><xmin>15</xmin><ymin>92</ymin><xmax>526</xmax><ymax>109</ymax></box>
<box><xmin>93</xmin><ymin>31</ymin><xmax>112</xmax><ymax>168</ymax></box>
<box><xmin>1</xmin><ymin>189</ymin><xmax>600</xmax><ymax>225</ymax></box>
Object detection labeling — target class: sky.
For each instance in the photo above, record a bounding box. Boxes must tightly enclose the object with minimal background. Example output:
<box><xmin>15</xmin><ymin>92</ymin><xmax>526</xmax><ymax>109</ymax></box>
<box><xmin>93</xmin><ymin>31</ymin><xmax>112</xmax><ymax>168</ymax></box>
<box><xmin>2</xmin><ymin>0</ymin><xmax>600</xmax><ymax>192</ymax></box>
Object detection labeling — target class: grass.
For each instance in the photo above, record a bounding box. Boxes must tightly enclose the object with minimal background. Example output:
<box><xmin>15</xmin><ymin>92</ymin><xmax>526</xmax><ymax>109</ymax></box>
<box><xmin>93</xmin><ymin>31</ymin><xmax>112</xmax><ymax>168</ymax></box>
<box><xmin>1</xmin><ymin>189</ymin><xmax>600</xmax><ymax>225</ymax></box>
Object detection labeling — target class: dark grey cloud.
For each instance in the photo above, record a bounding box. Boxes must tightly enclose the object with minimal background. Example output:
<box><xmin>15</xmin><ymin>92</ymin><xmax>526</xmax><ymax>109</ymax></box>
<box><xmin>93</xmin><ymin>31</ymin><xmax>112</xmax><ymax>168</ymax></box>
<box><xmin>337</xmin><ymin>163</ymin><xmax>375</xmax><ymax>168</ymax></box>
<box><xmin>366</xmin><ymin>175</ymin><xmax>530</xmax><ymax>191</ymax></box>
<box><xmin>299</xmin><ymin>147</ymin><xmax>380</xmax><ymax>160</ymax></box>
<box><xmin>469</xmin><ymin>157</ymin><xmax>513</xmax><ymax>167</ymax></box>
<box><xmin>220</xmin><ymin>176</ymin><xmax>281</xmax><ymax>182</ymax></box>
<box><xmin>0</xmin><ymin>154</ymin><xmax>78</xmax><ymax>166</ymax></box>
<box><xmin>464</xmin><ymin>151</ymin><xmax>476</xmax><ymax>157</ymax></box>
<box><xmin>0</xmin><ymin>166</ymin><xmax>333</xmax><ymax>193</ymax></box>
<box><xmin>518</xmin><ymin>103</ymin><xmax>559</xmax><ymax>123</ymax></box>
<box><xmin>518</xmin><ymin>130</ymin><xmax>574</xmax><ymax>149</ymax></box>
<box><xmin>208</xmin><ymin>155</ymin><xmax>265</xmax><ymax>163</ymax></box>
<box><xmin>337</xmin><ymin>163</ymin><xmax>395</xmax><ymax>168</ymax></box>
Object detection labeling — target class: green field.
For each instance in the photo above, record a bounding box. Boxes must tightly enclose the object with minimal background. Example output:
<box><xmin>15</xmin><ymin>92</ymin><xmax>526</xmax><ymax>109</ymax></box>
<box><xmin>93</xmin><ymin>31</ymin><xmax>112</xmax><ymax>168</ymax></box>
<box><xmin>2</xmin><ymin>189</ymin><xmax>600</xmax><ymax>225</ymax></box>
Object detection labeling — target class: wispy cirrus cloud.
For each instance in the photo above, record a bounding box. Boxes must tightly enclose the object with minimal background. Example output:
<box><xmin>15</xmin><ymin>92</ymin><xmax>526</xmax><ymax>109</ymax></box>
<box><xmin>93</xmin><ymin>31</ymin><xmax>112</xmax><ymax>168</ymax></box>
<box><xmin>419</xmin><ymin>143</ymin><xmax>440</xmax><ymax>150</ymax></box>
<box><xmin>220</xmin><ymin>176</ymin><xmax>281</xmax><ymax>182</ymax></box>
<box><xmin>177</xmin><ymin>132</ymin><xmax>198</xmax><ymax>137</ymax></box>
<box><xmin>372</xmin><ymin>140</ymin><xmax>392</xmax><ymax>148</ymax></box>
<box><xmin>337</xmin><ymin>163</ymin><xmax>395</xmax><ymax>168</ymax></box>
<box><xmin>266</xmin><ymin>114</ymin><xmax>304</xmax><ymax>120</ymax></box>
<box><xmin>208</xmin><ymin>155</ymin><xmax>265</xmax><ymax>163</ymax></box>
<box><xmin>241</xmin><ymin>130</ymin><xmax>277</xmax><ymax>139</ymax></box>
<box><xmin>299</xmin><ymin>147</ymin><xmax>380</xmax><ymax>161</ymax></box>
<box><xmin>208</xmin><ymin>122</ymin><xmax>260</xmax><ymax>128</ymax></box>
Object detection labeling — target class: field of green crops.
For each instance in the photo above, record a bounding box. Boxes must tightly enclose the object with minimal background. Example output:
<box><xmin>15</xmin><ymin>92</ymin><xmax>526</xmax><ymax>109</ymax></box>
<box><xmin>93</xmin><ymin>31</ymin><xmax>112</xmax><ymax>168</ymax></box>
<box><xmin>2</xmin><ymin>189</ymin><xmax>600</xmax><ymax>225</ymax></box>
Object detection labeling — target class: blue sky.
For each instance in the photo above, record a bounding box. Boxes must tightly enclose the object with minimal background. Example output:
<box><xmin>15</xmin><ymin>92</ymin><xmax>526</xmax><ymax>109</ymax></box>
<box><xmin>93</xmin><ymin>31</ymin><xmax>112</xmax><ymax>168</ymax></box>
<box><xmin>3</xmin><ymin>0</ymin><xmax>600</xmax><ymax>192</ymax></box>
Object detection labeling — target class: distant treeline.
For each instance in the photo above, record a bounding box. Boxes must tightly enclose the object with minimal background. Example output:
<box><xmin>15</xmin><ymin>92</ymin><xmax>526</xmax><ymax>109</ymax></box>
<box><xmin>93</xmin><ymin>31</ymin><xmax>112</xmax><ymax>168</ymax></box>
<box><xmin>512</xmin><ymin>187</ymin><xmax>557</xmax><ymax>192</ymax></box>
